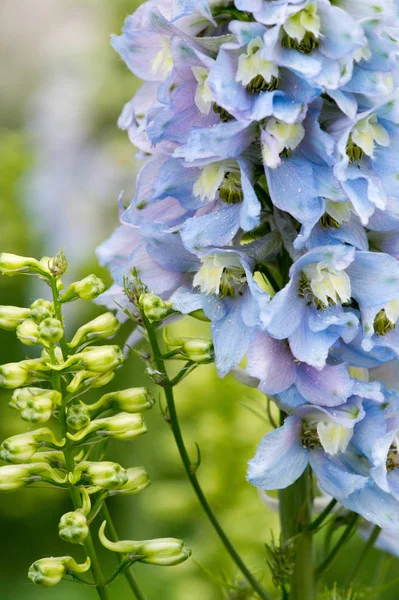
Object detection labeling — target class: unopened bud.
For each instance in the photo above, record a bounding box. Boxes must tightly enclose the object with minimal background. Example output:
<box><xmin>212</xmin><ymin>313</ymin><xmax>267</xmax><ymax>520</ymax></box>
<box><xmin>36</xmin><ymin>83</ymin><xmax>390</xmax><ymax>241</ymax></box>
<box><xmin>99</xmin><ymin>522</ymin><xmax>191</xmax><ymax>566</ymax></box>
<box><xmin>59</xmin><ymin>511</ymin><xmax>89</xmax><ymax>544</ymax></box>
<box><xmin>109</xmin><ymin>466</ymin><xmax>150</xmax><ymax>496</ymax></box>
<box><xmin>89</xmin><ymin>388</ymin><xmax>154</xmax><ymax>416</ymax></box>
<box><xmin>48</xmin><ymin>250</ymin><xmax>68</xmax><ymax>278</ymax></box>
<box><xmin>0</xmin><ymin>462</ymin><xmax>66</xmax><ymax>491</ymax></box>
<box><xmin>0</xmin><ymin>428</ymin><xmax>64</xmax><ymax>463</ymax></box>
<box><xmin>9</xmin><ymin>387</ymin><xmax>61</xmax><ymax>423</ymax></box>
<box><xmin>139</xmin><ymin>293</ymin><xmax>172</xmax><ymax>323</ymax></box>
<box><xmin>0</xmin><ymin>358</ymin><xmax>50</xmax><ymax>389</ymax></box>
<box><xmin>0</xmin><ymin>306</ymin><xmax>30</xmax><ymax>330</ymax></box>
<box><xmin>30</xmin><ymin>299</ymin><xmax>54</xmax><ymax>323</ymax></box>
<box><xmin>28</xmin><ymin>556</ymin><xmax>90</xmax><ymax>587</ymax></box>
<box><xmin>50</xmin><ymin>345</ymin><xmax>124</xmax><ymax>374</ymax></box>
<box><xmin>66</xmin><ymin>369</ymin><xmax>116</xmax><ymax>394</ymax></box>
<box><xmin>67</xmin><ymin>412</ymin><xmax>147</xmax><ymax>443</ymax></box>
<box><xmin>180</xmin><ymin>339</ymin><xmax>214</xmax><ymax>364</ymax></box>
<box><xmin>68</xmin><ymin>313</ymin><xmax>121</xmax><ymax>349</ymax></box>
<box><xmin>66</xmin><ymin>403</ymin><xmax>91</xmax><ymax>431</ymax></box>
<box><xmin>70</xmin><ymin>461</ymin><xmax>128</xmax><ymax>490</ymax></box>
<box><xmin>16</xmin><ymin>319</ymin><xmax>40</xmax><ymax>346</ymax></box>
<box><xmin>0</xmin><ymin>253</ymin><xmax>51</xmax><ymax>277</ymax></box>
<box><xmin>61</xmin><ymin>275</ymin><xmax>106</xmax><ymax>302</ymax></box>
<box><xmin>38</xmin><ymin>318</ymin><xmax>64</xmax><ymax>344</ymax></box>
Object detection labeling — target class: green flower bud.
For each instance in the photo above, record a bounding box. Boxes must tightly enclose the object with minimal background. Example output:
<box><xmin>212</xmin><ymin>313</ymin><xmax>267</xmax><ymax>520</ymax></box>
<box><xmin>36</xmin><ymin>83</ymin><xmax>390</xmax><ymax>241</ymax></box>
<box><xmin>9</xmin><ymin>387</ymin><xmax>62</xmax><ymax>423</ymax></box>
<box><xmin>99</xmin><ymin>522</ymin><xmax>191</xmax><ymax>566</ymax></box>
<box><xmin>26</xmin><ymin>451</ymin><xmax>65</xmax><ymax>469</ymax></box>
<box><xmin>28</xmin><ymin>556</ymin><xmax>90</xmax><ymax>587</ymax></box>
<box><xmin>59</xmin><ymin>510</ymin><xmax>89</xmax><ymax>544</ymax></box>
<box><xmin>67</xmin><ymin>412</ymin><xmax>147</xmax><ymax>443</ymax></box>
<box><xmin>30</xmin><ymin>299</ymin><xmax>54</xmax><ymax>323</ymax></box>
<box><xmin>109</xmin><ymin>466</ymin><xmax>150</xmax><ymax>496</ymax></box>
<box><xmin>0</xmin><ymin>428</ymin><xmax>64</xmax><ymax>463</ymax></box>
<box><xmin>61</xmin><ymin>275</ymin><xmax>106</xmax><ymax>302</ymax></box>
<box><xmin>0</xmin><ymin>358</ymin><xmax>50</xmax><ymax>389</ymax></box>
<box><xmin>66</xmin><ymin>403</ymin><xmax>91</xmax><ymax>431</ymax></box>
<box><xmin>0</xmin><ymin>462</ymin><xmax>66</xmax><ymax>491</ymax></box>
<box><xmin>0</xmin><ymin>306</ymin><xmax>30</xmax><ymax>330</ymax></box>
<box><xmin>139</xmin><ymin>293</ymin><xmax>172</xmax><ymax>323</ymax></box>
<box><xmin>68</xmin><ymin>312</ymin><xmax>121</xmax><ymax>349</ymax></box>
<box><xmin>16</xmin><ymin>319</ymin><xmax>40</xmax><ymax>346</ymax></box>
<box><xmin>180</xmin><ymin>339</ymin><xmax>214</xmax><ymax>364</ymax></box>
<box><xmin>48</xmin><ymin>250</ymin><xmax>68</xmax><ymax>278</ymax></box>
<box><xmin>50</xmin><ymin>345</ymin><xmax>125</xmax><ymax>373</ymax></box>
<box><xmin>38</xmin><ymin>318</ymin><xmax>64</xmax><ymax>344</ymax></box>
<box><xmin>66</xmin><ymin>369</ymin><xmax>116</xmax><ymax>394</ymax></box>
<box><xmin>0</xmin><ymin>253</ymin><xmax>51</xmax><ymax>277</ymax></box>
<box><xmin>70</xmin><ymin>461</ymin><xmax>129</xmax><ymax>490</ymax></box>
<box><xmin>88</xmin><ymin>387</ymin><xmax>154</xmax><ymax>416</ymax></box>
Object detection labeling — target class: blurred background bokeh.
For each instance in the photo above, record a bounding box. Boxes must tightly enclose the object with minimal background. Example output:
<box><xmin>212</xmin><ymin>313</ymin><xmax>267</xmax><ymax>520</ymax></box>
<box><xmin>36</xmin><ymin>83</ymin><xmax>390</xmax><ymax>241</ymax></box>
<box><xmin>1</xmin><ymin>1</ymin><xmax>398</xmax><ymax>598</ymax></box>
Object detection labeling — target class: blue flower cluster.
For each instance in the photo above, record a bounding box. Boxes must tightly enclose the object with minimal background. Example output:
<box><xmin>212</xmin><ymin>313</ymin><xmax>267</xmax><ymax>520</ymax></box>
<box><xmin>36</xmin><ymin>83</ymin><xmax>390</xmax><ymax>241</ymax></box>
<box><xmin>98</xmin><ymin>0</ymin><xmax>399</xmax><ymax>530</ymax></box>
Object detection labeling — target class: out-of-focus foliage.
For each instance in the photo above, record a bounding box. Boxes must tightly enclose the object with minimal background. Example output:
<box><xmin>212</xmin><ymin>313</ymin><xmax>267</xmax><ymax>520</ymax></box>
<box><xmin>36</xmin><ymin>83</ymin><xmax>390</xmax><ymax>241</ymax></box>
<box><xmin>1</xmin><ymin>1</ymin><xmax>399</xmax><ymax>598</ymax></box>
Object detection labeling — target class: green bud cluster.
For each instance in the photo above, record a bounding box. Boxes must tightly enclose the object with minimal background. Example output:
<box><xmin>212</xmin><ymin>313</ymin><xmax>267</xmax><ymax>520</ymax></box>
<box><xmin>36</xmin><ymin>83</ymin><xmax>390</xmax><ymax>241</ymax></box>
<box><xmin>0</xmin><ymin>250</ymin><xmax>191</xmax><ymax>591</ymax></box>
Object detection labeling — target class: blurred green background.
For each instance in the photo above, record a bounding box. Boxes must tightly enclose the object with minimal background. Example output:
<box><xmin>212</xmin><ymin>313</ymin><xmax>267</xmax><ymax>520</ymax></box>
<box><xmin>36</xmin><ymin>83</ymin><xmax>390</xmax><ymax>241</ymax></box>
<box><xmin>1</xmin><ymin>1</ymin><xmax>398</xmax><ymax>598</ymax></box>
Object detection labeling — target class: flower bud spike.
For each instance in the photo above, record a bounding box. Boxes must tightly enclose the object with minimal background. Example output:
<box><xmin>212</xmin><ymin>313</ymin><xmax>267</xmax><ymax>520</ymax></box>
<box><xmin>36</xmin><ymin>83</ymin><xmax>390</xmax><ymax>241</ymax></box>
<box><xmin>61</xmin><ymin>275</ymin><xmax>106</xmax><ymax>302</ymax></box>
<box><xmin>0</xmin><ymin>253</ymin><xmax>51</xmax><ymax>278</ymax></box>
<box><xmin>67</xmin><ymin>412</ymin><xmax>147</xmax><ymax>443</ymax></box>
<box><xmin>88</xmin><ymin>387</ymin><xmax>155</xmax><ymax>416</ymax></box>
<box><xmin>49</xmin><ymin>345</ymin><xmax>125</xmax><ymax>373</ymax></box>
<box><xmin>0</xmin><ymin>463</ymin><xmax>67</xmax><ymax>492</ymax></box>
<box><xmin>139</xmin><ymin>293</ymin><xmax>172</xmax><ymax>323</ymax></box>
<box><xmin>0</xmin><ymin>429</ymin><xmax>65</xmax><ymax>463</ymax></box>
<box><xmin>28</xmin><ymin>556</ymin><xmax>90</xmax><ymax>587</ymax></box>
<box><xmin>68</xmin><ymin>312</ymin><xmax>121</xmax><ymax>349</ymax></box>
<box><xmin>30</xmin><ymin>299</ymin><xmax>54</xmax><ymax>323</ymax></box>
<box><xmin>16</xmin><ymin>319</ymin><xmax>40</xmax><ymax>346</ymax></box>
<box><xmin>10</xmin><ymin>387</ymin><xmax>61</xmax><ymax>423</ymax></box>
<box><xmin>108</xmin><ymin>466</ymin><xmax>150</xmax><ymax>496</ymax></box>
<box><xmin>69</xmin><ymin>461</ymin><xmax>129</xmax><ymax>490</ymax></box>
<box><xmin>66</xmin><ymin>369</ymin><xmax>116</xmax><ymax>394</ymax></box>
<box><xmin>59</xmin><ymin>510</ymin><xmax>89</xmax><ymax>544</ymax></box>
<box><xmin>0</xmin><ymin>358</ymin><xmax>51</xmax><ymax>389</ymax></box>
<box><xmin>99</xmin><ymin>522</ymin><xmax>191</xmax><ymax>566</ymax></box>
<box><xmin>0</xmin><ymin>306</ymin><xmax>30</xmax><ymax>330</ymax></box>
<box><xmin>66</xmin><ymin>403</ymin><xmax>91</xmax><ymax>430</ymax></box>
<box><xmin>38</xmin><ymin>318</ymin><xmax>64</xmax><ymax>345</ymax></box>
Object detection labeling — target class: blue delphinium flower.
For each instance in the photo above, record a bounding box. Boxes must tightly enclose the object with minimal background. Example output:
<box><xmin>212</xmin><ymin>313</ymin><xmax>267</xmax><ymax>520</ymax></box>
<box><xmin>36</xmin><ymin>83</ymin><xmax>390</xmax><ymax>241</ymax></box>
<box><xmin>99</xmin><ymin>0</ymin><xmax>399</xmax><ymax>531</ymax></box>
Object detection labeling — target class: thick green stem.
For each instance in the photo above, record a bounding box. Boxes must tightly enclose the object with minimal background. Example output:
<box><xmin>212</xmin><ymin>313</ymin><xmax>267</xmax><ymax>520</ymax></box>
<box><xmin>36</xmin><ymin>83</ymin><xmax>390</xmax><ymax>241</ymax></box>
<box><xmin>101</xmin><ymin>503</ymin><xmax>147</xmax><ymax>600</ymax></box>
<box><xmin>144</xmin><ymin>318</ymin><xmax>271</xmax><ymax>600</ymax></box>
<box><xmin>278</xmin><ymin>468</ymin><xmax>316</xmax><ymax>600</ymax></box>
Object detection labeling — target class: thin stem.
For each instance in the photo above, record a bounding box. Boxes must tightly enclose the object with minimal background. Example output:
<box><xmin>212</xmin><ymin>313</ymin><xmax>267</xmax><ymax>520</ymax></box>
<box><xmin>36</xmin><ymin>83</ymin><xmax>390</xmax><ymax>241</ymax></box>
<box><xmin>316</xmin><ymin>512</ymin><xmax>360</xmax><ymax>578</ymax></box>
<box><xmin>50</xmin><ymin>277</ymin><xmax>110</xmax><ymax>600</ymax></box>
<box><xmin>278</xmin><ymin>467</ymin><xmax>315</xmax><ymax>600</ymax></box>
<box><xmin>345</xmin><ymin>525</ymin><xmax>381</xmax><ymax>587</ymax></box>
<box><xmin>308</xmin><ymin>498</ymin><xmax>338</xmax><ymax>531</ymax></box>
<box><xmin>143</xmin><ymin>317</ymin><xmax>271</xmax><ymax>600</ymax></box>
<box><xmin>101</xmin><ymin>503</ymin><xmax>147</xmax><ymax>600</ymax></box>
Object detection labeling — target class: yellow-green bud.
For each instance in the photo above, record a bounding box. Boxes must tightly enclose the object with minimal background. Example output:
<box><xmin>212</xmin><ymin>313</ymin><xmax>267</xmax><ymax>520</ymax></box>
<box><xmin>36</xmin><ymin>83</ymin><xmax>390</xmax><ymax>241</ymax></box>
<box><xmin>9</xmin><ymin>387</ymin><xmax>61</xmax><ymax>423</ymax></box>
<box><xmin>88</xmin><ymin>387</ymin><xmax>154</xmax><ymax>416</ymax></box>
<box><xmin>0</xmin><ymin>462</ymin><xmax>67</xmax><ymax>491</ymax></box>
<box><xmin>61</xmin><ymin>275</ymin><xmax>106</xmax><ymax>302</ymax></box>
<box><xmin>28</xmin><ymin>556</ymin><xmax>90</xmax><ymax>587</ymax></box>
<box><xmin>16</xmin><ymin>319</ymin><xmax>40</xmax><ymax>346</ymax></box>
<box><xmin>70</xmin><ymin>461</ymin><xmax>129</xmax><ymax>490</ymax></box>
<box><xmin>180</xmin><ymin>339</ymin><xmax>214</xmax><ymax>364</ymax></box>
<box><xmin>48</xmin><ymin>250</ymin><xmax>68</xmax><ymax>278</ymax></box>
<box><xmin>139</xmin><ymin>293</ymin><xmax>172</xmax><ymax>323</ymax></box>
<box><xmin>30</xmin><ymin>299</ymin><xmax>54</xmax><ymax>323</ymax></box>
<box><xmin>66</xmin><ymin>369</ymin><xmax>116</xmax><ymax>394</ymax></box>
<box><xmin>66</xmin><ymin>403</ymin><xmax>91</xmax><ymax>431</ymax></box>
<box><xmin>0</xmin><ymin>253</ymin><xmax>51</xmax><ymax>277</ymax></box>
<box><xmin>38</xmin><ymin>318</ymin><xmax>64</xmax><ymax>344</ymax></box>
<box><xmin>0</xmin><ymin>358</ymin><xmax>50</xmax><ymax>389</ymax></box>
<box><xmin>0</xmin><ymin>306</ymin><xmax>30</xmax><ymax>330</ymax></box>
<box><xmin>0</xmin><ymin>428</ymin><xmax>64</xmax><ymax>463</ymax></box>
<box><xmin>50</xmin><ymin>345</ymin><xmax>125</xmax><ymax>373</ymax></box>
<box><xmin>67</xmin><ymin>412</ymin><xmax>147</xmax><ymax>443</ymax></box>
<box><xmin>109</xmin><ymin>466</ymin><xmax>150</xmax><ymax>496</ymax></box>
<box><xmin>59</xmin><ymin>510</ymin><xmax>89</xmax><ymax>544</ymax></box>
<box><xmin>68</xmin><ymin>312</ymin><xmax>121</xmax><ymax>349</ymax></box>
<box><xmin>99</xmin><ymin>522</ymin><xmax>191</xmax><ymax>566</ymax></box>
<box><xmin>26</xmin><ymin>451</ymin><xmax>65</xmax><ymax>469</ymax></box>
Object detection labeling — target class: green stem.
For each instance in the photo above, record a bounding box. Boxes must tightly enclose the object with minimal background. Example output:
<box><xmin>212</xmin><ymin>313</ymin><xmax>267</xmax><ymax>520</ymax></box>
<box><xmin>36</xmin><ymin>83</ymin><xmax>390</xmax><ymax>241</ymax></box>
<box><xmin>143</xmin><ymin>318</ymin><xmax>271</xmax><ymax>600</ymax></box>
<box><xmin>316</xmin><ymin>512</ymin><xmax>360</xmax><ymax>578</ymax></box>
<box><xmin>101</xmin><ymin>503</ymin><xmax>147</xmax><ymax>600</ymax></box>
<box><xmin>50</xmin><ymin>277</ymin><xmax>110</xmax><ymax>600</ymax></box>
<box><xmin>278</xmin><ymin>467</ymin><xmax>315</xmax><ymax>600</ymax></box>
<box><xmin>345</xmin><ymin>525</ymin><xmax>381</xmax><ymax>587</ymax></box>
<box><xmin>308</xmin><ymin>498</ymin><xmax>337</xmax><ymax>532</ymax></box>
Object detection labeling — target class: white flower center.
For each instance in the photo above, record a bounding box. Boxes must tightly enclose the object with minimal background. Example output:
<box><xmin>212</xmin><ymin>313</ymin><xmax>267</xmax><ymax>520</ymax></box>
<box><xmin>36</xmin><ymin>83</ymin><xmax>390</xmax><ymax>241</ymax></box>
<box><xmin>302</xmin><ymin>262</ymin><xmax>351</xmax><ymax>306</ymax></box>
<box><xmin>193</xmin><ymin>254</ymin><xmax>244</xmax><ymax>296</ymax></box>
<box><xmin>193</xmin><ymin>161</ymin><xmax>239</xmax><ymax>203</ymax></box>
<box><xmin>152</xmin><ymin>37</ymin><xmax>173</xmax><ymax>79</ymax></box>
<box><xmin>283</xmin><ymin>4</ymin><xmax>321</xmax><ymax>42</ymax></box>
<box><xmin>262</xmin><ymin>119</ymin><xmax>305</xmax><ymax>168</ymax></box>
<box><xmin>236</xmin><ymin>37</ymin><xmax>278</xmax><ymax>87</ymax></box>
<box><xmin>192</xmin><ymin>66</ymin><xmax>213</xmax><ymax>114</ymax></box>
<box><xmin>325</xmin><ymin>200</ymin><xmax>353</xmax><ymax>225</ymax></box>
<box><xmin>316</xmin><ymin>420</ymin><xmax>353</xmax><ymax>455</ymax></box>
<box><xmin>351</xmin><ymin>115</ymin><xmax>389</xmax><ymax>159</ymax></box>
